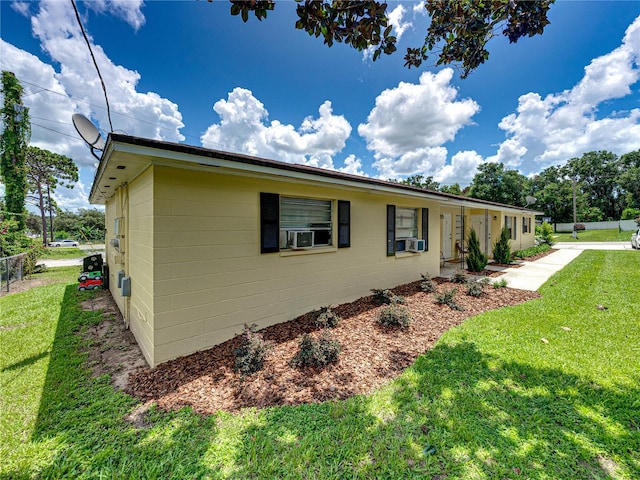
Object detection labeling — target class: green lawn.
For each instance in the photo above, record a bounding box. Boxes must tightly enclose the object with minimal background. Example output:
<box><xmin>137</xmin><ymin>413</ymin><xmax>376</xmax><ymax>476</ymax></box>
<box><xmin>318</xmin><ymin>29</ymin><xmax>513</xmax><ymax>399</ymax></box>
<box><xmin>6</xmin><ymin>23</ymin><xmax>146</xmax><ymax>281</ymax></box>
<box><xmin>553</xmin><ymin>229</ymin><xmax>632</xmax><ymax>242</ymax></box>
<box><xmin>41</xmin><ymin>247</ymin><xmax>85</xmax><ymax>260</ymax></box>
<box><xmin>1</xmin><ymin>253</ymin><xmax>639</xmax><ymax>479</ymax></box>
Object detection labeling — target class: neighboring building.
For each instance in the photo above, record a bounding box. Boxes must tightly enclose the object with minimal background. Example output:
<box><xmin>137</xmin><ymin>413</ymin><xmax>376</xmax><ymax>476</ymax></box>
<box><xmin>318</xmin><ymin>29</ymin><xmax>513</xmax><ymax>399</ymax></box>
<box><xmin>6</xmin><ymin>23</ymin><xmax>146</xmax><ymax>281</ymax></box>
<box><xmin>90</xmin><ymin>134</ymin><xmax>540</xmax><ymax>367</ymax></box>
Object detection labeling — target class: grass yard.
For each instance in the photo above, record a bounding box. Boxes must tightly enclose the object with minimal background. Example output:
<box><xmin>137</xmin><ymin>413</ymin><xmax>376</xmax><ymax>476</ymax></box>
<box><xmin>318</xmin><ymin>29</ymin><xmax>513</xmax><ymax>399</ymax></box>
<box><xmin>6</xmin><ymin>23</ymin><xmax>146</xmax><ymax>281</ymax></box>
<box><xmin>41</xmin><ymin>247</ymin><xmax>85</xmax><ymax>260</ymax></box>
<box><xmin>1</xmin><ymin>252</ymin><xmax>639</xmax><ymax>479</ymax></box>
<box><xmin>553</xmin><ymin>229</ymin><xmax>632</xmax><ymax>242</ymax></box>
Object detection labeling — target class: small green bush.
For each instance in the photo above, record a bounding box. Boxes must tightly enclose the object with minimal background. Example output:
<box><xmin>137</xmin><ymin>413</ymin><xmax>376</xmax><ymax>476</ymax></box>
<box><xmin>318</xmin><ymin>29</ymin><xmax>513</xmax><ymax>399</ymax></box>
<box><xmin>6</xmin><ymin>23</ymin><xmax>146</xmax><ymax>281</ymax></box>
<box><xmin>313</xmin><ymin>306</ymin><xmax>341</xmax><ymax>328</ymax></box>
<box><xmin>535</xmin><ymin>221</ymin><xmax>554</xmax><ymax>246</ymax></box>
<box><xmin>492</xmin><ymin>278</ymin><xmax>508</xmax><ymax>289</ymax></box>
<box><xmin>513</xmin><ymin>243</ymin><xmax>551</xmax><ymax>259</ymax></box>
<box><xmin>492</xmin><ymin>227</ymin><xmax>512</xmax><ymax>264</ymax></box>
<box><xmin>377</xmin><ymin>304</ymin><xmax>412</xmax><ymax>328</ymax></box>
<box><xmin>420</xmin><ymin>273</ymin><xmax>436</xmax><ymax>293</ymax></box>
<box><xmin>291</xmin><ymin>331</ymin><xmax>341</xmax><ymax>368</ymax></box>
<box><xmin>371</xmin><ymin>288</ymin><xmax>406</xmax><ymax>305</ymax></box>
<box><xmin>466</xmin><ymin>282</ymin><xmax>485</xmax><ymax>297</ymax></box>
<box><xmin>466</xmin><ymin>227</ymin><xmax>488</xmax><ymax>272</ymax></box>
<box><xmin>478</xmin><ymin>277</ymin><xmax>492</xmax><ymax>286</ymax></box>
<box><xmin>451</xmin><ymin>270</ymin><xmax>469</xmax><ymax>284</ymax></box>
<box><xmin>234</xmin><ymin>324</ymin><xmax>272</xmax><ymax>375</ymax></box>
<box><xmin>435</xmin><ymin>287</ymin><xmax>464</xmax><ymax>311</ymax></box>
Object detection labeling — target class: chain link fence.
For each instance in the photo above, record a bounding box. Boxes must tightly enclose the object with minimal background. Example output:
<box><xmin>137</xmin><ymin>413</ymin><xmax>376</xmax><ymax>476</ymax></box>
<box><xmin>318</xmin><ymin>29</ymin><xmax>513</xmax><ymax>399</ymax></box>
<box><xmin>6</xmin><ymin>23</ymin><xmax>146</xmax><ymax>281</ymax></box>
<box><xmin>0</xmin><ymin>253</ymin><xmax>27</xmax><ymax>294</ymax></box>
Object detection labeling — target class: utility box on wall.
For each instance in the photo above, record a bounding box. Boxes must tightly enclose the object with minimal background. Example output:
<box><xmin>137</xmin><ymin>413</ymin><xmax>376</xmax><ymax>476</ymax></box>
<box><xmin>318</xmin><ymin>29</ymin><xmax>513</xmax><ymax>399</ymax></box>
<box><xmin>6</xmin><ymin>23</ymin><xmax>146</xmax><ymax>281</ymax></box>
<box><xmin>121</xmin><ymin>276</ymin><xmax>131</xmax><ymax>297</ymax></box>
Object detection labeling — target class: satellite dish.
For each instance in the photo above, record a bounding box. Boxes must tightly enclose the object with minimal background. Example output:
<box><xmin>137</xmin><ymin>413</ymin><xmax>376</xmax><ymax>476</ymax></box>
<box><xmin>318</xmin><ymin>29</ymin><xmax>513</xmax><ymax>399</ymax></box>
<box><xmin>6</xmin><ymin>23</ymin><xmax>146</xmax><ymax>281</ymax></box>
<box><xmin>72</xmin><ymin>113</ymin><xmax>105</xmax><ymax>159</ymax></box>
<box><xmin>525</xmin><ymin>195</ymin><xmax>537</xmax><ymax>206</ymax></box>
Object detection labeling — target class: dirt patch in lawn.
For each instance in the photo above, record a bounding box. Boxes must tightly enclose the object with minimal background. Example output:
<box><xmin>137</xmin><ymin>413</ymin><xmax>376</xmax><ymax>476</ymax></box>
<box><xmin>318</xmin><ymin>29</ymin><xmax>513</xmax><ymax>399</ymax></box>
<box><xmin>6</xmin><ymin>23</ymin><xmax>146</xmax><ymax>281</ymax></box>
<box><xmin>123</xmin><ymin>279</ymin><xmax>539</xmax><ymax>415</ymax></box>
<box><xmin>80</xmin><ymin>291</ymin><xmax>147</xmax><ymax>390</ymax></box>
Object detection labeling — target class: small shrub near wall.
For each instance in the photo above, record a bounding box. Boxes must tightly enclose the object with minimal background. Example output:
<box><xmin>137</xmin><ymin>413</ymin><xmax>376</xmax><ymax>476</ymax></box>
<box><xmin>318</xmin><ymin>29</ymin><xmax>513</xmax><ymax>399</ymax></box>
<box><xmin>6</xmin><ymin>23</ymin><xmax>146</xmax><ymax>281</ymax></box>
<box><xmin>291</xmin><ymin>332</ymin><xmax>341</xmax><ymax>368</ymax></box>
<box><xmin>371</xmin><ymin>288</ymin><xmax>406</xmax><ymax>305</ymax></box>
<box><xmin>234</xmin><ymin>324</ymin><xmax>272</xmax><ymax>375</ymax></box>
<box><xmin>420</xmin><ymin>273</ymin><xmax>436</xmax><ymax>293</ymax></box>
<box><xmin>312</xmin><ymin>306</ymin><xmax>341</xmax><ymax>328</ymax></box>
<box><xmin>434</xmin><ymin>288</ymin><xmax>464</xmax><ymax>311</ymax></box>
<box><xmin>377</xmin><ymin>304</ymin><xmax>412</xmax><ymax>328</ymax></box>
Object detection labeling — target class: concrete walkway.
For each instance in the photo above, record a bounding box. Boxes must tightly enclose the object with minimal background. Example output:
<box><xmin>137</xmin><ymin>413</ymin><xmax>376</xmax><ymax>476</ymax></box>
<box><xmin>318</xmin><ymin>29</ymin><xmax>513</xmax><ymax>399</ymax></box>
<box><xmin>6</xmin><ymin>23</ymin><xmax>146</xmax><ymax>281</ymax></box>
<box><xmin>495</xmin><ymin>249</ymin><xmax>582</xmax><ymax>291</ymax></box>
<box><xmin>489</xmin><ymin>241</ymin><xmax>633</xmax><ymax>291</ymax></box>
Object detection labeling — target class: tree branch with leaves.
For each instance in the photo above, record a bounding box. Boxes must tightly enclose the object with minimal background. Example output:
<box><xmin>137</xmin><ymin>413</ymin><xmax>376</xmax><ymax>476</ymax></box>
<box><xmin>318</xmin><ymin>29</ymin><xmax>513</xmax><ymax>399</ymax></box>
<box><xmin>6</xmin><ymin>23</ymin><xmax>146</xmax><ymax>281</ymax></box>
<box><xmin>218</xmin><ymin>0</ymin><xmax>554</xmax><ymax>78</ymax></box>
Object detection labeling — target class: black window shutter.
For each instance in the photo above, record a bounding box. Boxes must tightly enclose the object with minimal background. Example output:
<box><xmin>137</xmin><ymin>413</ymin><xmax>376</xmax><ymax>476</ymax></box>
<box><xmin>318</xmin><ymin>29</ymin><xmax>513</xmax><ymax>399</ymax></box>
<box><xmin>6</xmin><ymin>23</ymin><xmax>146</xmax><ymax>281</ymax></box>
<box><xmin>260</xmin><ymin>192</ymin><xmax>279</xmax><ymax>253</ymax></box>
<box><xmin>421</xmin><ymin>208</ymin><xmax>429</xmax><ymax>251</ymax></box>
<box><xmin>337</xmin><ymin>200</ymin><xmax>350</xmax><ymax>248</ymax></box>
<box><xmin>386</xmin><ymin>205</ymin><xmax>396</xmax><ymax>256</ymax></box>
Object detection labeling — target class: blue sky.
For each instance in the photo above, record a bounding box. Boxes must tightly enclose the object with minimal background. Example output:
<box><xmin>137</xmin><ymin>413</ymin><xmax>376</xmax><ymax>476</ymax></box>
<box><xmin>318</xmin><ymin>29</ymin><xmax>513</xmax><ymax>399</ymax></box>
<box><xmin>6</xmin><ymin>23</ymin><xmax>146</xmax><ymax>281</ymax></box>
<box><xmin>2</xmin><ymin>1</ymin><xmax>640</xmax><ymax>210</ymax></box>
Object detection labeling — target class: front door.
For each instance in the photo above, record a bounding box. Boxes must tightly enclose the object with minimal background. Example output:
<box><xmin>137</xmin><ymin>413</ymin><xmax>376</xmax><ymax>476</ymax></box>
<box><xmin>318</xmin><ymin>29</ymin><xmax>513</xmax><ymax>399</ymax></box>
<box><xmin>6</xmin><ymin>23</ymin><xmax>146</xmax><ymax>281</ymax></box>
<box><xmin>441</xmin><ymin>214</ymin><xmax>452</xmax><ymax>258</ymax></box>
<box><xmin>471</xmin><ymin>214</ymin><xmax>488</xmax><ymax>254</ymax></box>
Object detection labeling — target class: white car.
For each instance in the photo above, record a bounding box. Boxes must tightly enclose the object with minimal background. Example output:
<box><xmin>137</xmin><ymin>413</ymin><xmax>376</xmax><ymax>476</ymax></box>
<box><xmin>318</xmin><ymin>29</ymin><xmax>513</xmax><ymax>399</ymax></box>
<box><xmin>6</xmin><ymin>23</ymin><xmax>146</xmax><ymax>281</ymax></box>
<box><xmin>49</xmin><ymin>239</ymin><xmax>79</xmax><ymax>247</ymax></box>
<box><xmin>632</xmin><ymin>228</ymin><xmax>640</xmax><ymax>249</ymax></box>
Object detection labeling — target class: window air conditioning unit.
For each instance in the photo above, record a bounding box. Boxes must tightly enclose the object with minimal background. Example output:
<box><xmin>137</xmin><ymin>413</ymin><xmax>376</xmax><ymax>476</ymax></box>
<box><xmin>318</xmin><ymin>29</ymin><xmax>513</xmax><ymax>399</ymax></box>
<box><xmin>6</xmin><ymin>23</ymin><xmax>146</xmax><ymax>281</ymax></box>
<box><xmin>407</xmin><ymin>238</ymin><xmax>426</xmax><ymax>252</ymax></box>
<box><xmin>288</xmin><ymin>230</ymin><xmax>314</xmax><ymax>249</ymax></box>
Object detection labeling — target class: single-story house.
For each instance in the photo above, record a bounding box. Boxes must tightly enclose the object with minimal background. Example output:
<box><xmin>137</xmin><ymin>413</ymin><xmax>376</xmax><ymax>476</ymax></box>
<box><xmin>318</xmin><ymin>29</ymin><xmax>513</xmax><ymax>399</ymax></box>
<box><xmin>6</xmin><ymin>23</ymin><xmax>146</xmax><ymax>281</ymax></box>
<box><xmin>89</xmin><ymin>134</ymin><xmax>541</xmax><ymax>367</ymax></box>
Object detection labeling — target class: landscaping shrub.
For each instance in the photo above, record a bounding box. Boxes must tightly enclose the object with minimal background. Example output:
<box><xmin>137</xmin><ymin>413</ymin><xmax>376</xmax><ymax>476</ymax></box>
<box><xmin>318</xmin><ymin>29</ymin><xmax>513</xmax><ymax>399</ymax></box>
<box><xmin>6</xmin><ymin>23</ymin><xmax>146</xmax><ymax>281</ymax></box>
<box><xmin>466</xmin><ymin>227</ymin><xmax>488</xmax><ymax>273</ymax></box>
<box><xmin>420</xmin><ymin>273</ymin><xmax>436</xmax><ymax>293</ymax></box>
<box><xmin>313</xmin><ymin>306</ymin><xmax>341</xmax><ymax>328</ymax></box>
<box><xmin>377</xmin><ymin>304</ymin><xmax>412</xmax><ymax>328</ymax></box>
<box><xmin>291</xmin><ymin>331</ymin><xmax>341</xmax><ymax>368</ymax></box>
<box><xmin>492</xmin><ymin>278</ymin><xmax>508</xmax><ymax>289</ymax></box>
<box><xmin>451</xmin><ymin>270</ymin><xmax>469</xmax><ymax>284</ymax></box>
<box><xmin>466</xmin><ymin>282</ymin><xmax>485</xmax><ymax>297</ymax></box>
<box><xmin>492</xmin><ymin>227</ymin><xmax>512</xmax><ymax>264</ymax></box>
<box><xmin>434</xmin><ymin>287</ymin><xmax>464</xmax><ymax>311</ymax></box>
<box><xmin>513</xmin><ymin>243</ymin><xmax>551</xmax><ymax>259</ymax></box>
<box><xmin>478</xmin><ymin>277</ymin><xmax>492</xmax><ymax>286</ymax></box>
<box><xmin>536</xmin><ymin>221</ymin><xmax>554</xmax><ymax>246</ymax></box>
<box><xmin>371</xmin><ymin>288</ymin><xmax>406</xmax><ymax>305</ymax></box>
<box><xmin>234</xmin><ymin>324</ymin><xmax>272</xmax><ymax>375</ymax></box>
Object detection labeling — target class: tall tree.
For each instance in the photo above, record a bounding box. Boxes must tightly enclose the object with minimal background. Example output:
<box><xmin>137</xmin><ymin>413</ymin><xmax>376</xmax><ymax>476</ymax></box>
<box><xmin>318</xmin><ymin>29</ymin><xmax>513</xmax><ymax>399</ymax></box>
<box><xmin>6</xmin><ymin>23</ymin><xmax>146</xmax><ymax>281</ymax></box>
<box><xmin>0</xmin><ymin>71</ymin><xmax>31</xmax><ymax>232</ymax></box>
<box><xmin>399</xmin><ymin>174</ymin><xmax>441</xmax><ymax>191</ymax></box>
<box><xmin>566</xmin><ymin>151</ymin><xmax>623</xmax><ymax>221</ymax></box>
<box><xmin>469</xmin><ymin>162</ymin><xmax>528</xmax><ymax>206</ymax></box>
<box><xmin>619</xmin><ymin>150</ymin><xmax>640</xmax><ymax>210</ymax></box>
<box><xmin>439</xmin><ymin>183</ymin><xmax>463</xmax><ymax>196</ymax></box>
<box><xmin>528</xmin><ymin>165</ymin><xmax>574</xmax><ymax>223</ymax></box>
<box><xmin>25</xmin><ymin>146</ymin><xmax>79</xmax><ymax>246</ymax></box>
<box><xmin>222</xmin><ymin>0</ymin><xmax>554</xmax><ymax>78</ymax></box>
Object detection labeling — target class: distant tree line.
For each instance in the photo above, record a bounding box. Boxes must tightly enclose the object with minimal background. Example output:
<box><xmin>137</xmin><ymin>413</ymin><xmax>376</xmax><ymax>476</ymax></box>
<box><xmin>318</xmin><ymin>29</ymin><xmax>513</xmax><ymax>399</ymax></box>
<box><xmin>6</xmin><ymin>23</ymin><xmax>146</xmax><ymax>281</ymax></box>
<box><xmin>395</xmin><ymin>150</ymin><xmax>640</xmax><ymax>224</ymax></box>
<box><xmin>25</xmin><ymin>208</ymin><xmax>105</xmax><ymax>243</ymax></box>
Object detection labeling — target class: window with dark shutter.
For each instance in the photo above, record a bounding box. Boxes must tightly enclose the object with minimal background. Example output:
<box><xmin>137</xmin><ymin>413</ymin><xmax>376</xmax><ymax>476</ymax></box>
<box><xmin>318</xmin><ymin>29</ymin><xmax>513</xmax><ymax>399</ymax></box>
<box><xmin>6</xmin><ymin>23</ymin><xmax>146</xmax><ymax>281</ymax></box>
<box><xmin>337</xmin><ymin>200</ymin><xmax>350</xmax><ymax>248</ymax></box>
<box><xmin>387</xmin><ymin>205</ymin><xmax>395</xmax><ymax>256</ymax></box>
<box><xmin>260</xmin><ymin>192</ymin><xmax>280</xmax><ymax>253</ymax></box>
<box><xmin>422</xmin><ymin>208</ymin><xmax>429</xmax><ymax>251</ymax></box>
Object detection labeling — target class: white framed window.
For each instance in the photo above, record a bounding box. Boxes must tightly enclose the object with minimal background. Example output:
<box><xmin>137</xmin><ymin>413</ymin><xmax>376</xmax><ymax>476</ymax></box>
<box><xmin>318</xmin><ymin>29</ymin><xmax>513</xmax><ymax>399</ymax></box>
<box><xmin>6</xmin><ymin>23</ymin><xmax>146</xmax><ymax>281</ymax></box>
<box><xmin>395</xmin><ymin>207</ymin><xmax>418</xmax><ymax>252</ymax></box>
<box><xmin>522</xmin><ymin>216</ymin><xmax>531</xmax><ymax>234</ymax></box>
<box><xmin>280</xmin><ymin>196</ymin><xmax>332</xmax><ymax>249</ymax></box>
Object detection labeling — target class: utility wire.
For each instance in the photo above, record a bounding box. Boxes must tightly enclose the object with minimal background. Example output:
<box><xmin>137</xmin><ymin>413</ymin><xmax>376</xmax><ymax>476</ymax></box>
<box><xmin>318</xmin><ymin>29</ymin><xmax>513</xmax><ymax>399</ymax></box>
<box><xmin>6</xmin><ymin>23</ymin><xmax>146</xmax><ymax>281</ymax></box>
<box><xmin>70</xmin><ymin>0</ymin><xmax>113</xmax><ymax>132</ymax></box>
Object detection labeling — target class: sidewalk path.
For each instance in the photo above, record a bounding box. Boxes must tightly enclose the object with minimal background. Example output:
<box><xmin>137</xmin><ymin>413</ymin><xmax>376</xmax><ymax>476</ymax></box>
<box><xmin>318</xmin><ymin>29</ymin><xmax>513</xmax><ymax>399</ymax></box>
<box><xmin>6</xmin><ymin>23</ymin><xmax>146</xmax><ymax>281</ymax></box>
<box><xmin>497</xmin><ymin>241</ymin><xmax>633</xmax><ymax>291</ymax></box>
<box><xmin>497</xmin><ymin>249</ymin><xmax>583</xmax><ymax>291</ymax></box>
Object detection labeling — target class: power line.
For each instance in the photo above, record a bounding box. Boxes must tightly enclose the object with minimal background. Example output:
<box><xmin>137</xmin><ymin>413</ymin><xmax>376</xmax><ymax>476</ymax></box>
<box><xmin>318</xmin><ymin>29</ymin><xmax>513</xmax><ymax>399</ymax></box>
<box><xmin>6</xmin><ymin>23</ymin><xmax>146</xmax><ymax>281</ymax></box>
<box><xmin>18</xmin><ymin>77</ymin><xmax>205</xmax><ymax>144</ymax></box>
<box><xmin>70</xmin><ymin>0</ymin><xmax>113</xmax><ymax>132</ymax></box>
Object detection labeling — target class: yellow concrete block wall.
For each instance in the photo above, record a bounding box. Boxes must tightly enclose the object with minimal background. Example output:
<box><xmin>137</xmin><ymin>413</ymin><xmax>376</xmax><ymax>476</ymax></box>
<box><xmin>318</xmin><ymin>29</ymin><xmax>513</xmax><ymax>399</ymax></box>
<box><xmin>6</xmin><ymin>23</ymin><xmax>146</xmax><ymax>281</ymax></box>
<box><xmin>151</xmin><ymin>166</ymin><xmax>440</xmax><ymax>365</ymax></box>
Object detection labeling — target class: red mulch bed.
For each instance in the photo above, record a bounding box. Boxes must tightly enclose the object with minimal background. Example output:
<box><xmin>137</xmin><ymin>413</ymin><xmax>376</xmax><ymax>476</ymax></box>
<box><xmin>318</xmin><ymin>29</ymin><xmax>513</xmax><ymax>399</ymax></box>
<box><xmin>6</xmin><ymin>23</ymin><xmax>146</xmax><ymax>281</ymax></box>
<box><xmin>126</xmin><ymin>279</ymin><xmax>539</xmax><ymax>415</ymax></box>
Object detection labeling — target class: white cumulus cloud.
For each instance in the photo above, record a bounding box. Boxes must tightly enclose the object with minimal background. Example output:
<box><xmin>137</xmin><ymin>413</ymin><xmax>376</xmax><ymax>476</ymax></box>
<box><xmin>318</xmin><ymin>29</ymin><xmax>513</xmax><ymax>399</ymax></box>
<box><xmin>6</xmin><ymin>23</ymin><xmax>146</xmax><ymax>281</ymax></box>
<box><xmin>489</xmin><ymin>14</ymin><xmax>640</xmax><ymax>172</ymax></box>
<box><xmin>1</xmin><ymin>0</ymin><xmax>184</xmax><ymax>210</ymax></box>
<box><xmin>358</xmin><ymin>68</ymin><xmax>480</xmax><ymax>180</ymax></box>
<box><xmin>201</xmin><ymin>87</ymin><xmax>352</xmax><ymax>170</ymax></box>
